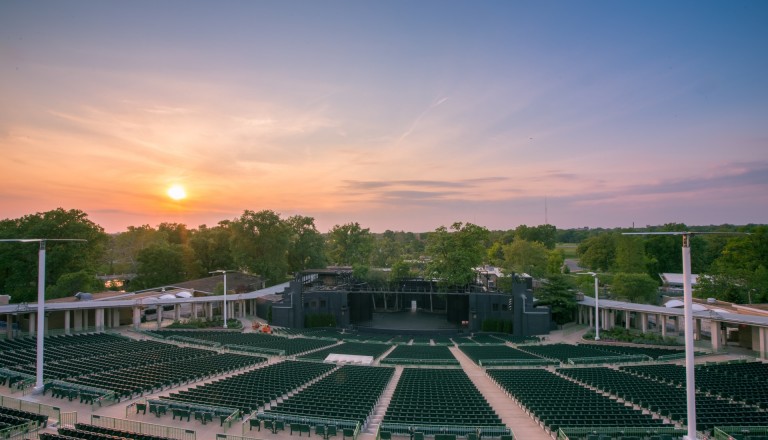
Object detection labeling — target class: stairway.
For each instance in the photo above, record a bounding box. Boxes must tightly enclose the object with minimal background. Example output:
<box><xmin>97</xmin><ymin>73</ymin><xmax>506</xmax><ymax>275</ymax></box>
<box><xmin>364</xmin><ymin>365</ymin><xmax>403</xmax><ymax>434</ymax></box>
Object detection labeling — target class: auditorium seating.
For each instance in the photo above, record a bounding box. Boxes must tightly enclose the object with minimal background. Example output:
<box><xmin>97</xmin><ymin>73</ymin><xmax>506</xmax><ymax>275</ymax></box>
<box><xmin>381</xmin><ymin>345</ymin><xmax>458</xmax><ymax>365</ymax></box>
<box><xmin>264</xmin><ymin>364</ymin><xmax>394</xmax><ymax>424</ymax></box>
<box><xmin>383</xmin><ymin>368</ymin><xmax>505</xmax><ymax>429</ymax></box>
<box><xmin>458</xmin><ymin>344</ymin><xmax>549</xmax><ymax>366</ymax></box>
<box><xmin>159</xmin><ymin>360</ymin><xmax>336</xmax><ymax>414</ymax></box>
<box><xmin>488</xmin><ymin>368</ymin><xmax>666</xmax><ymax>434</ymax></box>
<box><xmin>146</xmin><ymin>330</ymin><xmax>337</xmax><ymax>355</ymax></box>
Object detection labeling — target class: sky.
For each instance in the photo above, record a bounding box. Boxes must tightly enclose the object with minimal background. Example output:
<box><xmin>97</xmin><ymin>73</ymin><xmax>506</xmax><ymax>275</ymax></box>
<box><xmin>1</xmin><ymin>1</ymin><xmax>767</xmax><ymax>233</ymax></box>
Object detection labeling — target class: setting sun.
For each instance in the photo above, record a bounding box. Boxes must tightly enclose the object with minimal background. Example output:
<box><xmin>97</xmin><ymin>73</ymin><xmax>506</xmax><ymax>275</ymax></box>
<box><xmin>167</xmin><ymin>184</ymin><xmax>187</xmax><ymax>201</ymax></box>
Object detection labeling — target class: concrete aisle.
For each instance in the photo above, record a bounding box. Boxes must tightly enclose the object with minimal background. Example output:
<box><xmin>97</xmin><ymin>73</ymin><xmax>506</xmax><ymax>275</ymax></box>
<box><xmin>448</xmin><ymin>347</ymin><xmax>551</xmax><ymax>440</ymax></box>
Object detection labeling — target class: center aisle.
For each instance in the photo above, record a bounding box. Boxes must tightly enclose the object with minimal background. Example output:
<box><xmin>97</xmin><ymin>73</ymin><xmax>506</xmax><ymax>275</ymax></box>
<box><xmin>448</xmin><ymin>346</ymin><xmax>551</xmax><ymax>440</ymax></box>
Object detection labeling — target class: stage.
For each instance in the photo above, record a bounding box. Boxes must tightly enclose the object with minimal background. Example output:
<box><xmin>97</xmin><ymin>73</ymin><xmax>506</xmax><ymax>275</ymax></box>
<box><xmin>355</xmin><ymin>310</ymin><xmax>460</xmax><ymax>334</ymax></box>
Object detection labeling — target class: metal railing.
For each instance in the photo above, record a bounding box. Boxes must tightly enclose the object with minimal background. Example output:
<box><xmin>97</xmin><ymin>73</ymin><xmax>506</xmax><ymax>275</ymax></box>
<box><xmin>90</xmin><ymin>414</ymin><xmax>196</xmax><ymax>440</ymax></box>
<box><xmin>379</xmin><ymin>423</ymin><xmax>511</xmax><ymax>437</ymax></box>
<box><xmin>567</xmin><ymin>354</ymin><xmax>653</xmax><ymax>365</ymax></box>
<box><xmin>712</xmin><ymin>425</ymin><xmax>768</xmax><ymax>439</ymax></box>
<box><xmin>0</xmin><ymin>393</ymin><xmax>61</xmax><ymax>423</ymax></box>
<box><xmin>556</xmin><ymin>426</ymin><xmax>689</xmax><ymax>439</ymax></box>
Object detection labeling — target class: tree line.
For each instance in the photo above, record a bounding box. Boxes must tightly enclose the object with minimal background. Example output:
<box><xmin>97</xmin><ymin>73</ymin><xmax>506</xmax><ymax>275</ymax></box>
<box><xmin>1</xmin><ymin>209</ymin><xmax>765</xmax><ymax>313</ymax></box>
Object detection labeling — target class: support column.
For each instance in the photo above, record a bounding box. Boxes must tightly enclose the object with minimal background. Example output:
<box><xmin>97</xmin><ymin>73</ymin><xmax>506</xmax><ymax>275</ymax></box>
<box><xmin>96</xmin><ymin>308</ymin><xmax>104</xmax><ymax>332</ymax></box>
<box><xmin>759</xmin><ymin>327</ymin><xmax>767</xmax><ymax>360</ymax></box>
<box><xmin>206</xmin><ymin>303</ymin><xmax>213</xmax><ymax>320</ymax></box>
<box><xmin>710</xmin><ymin>320</ymin><xmax>722</xmax><ymax>352</ymax></box>
<box><xmin>641</xmin><ymin>313</ymin><xmax>648</xmax><ymax>333</ymax></box>
<box><xmin>156</xmin><ymin>306</ymin><xmax>163</xmax><ymax>329</ymax></box>
<box><xmin>74</xmin><ymin>309</ymin><xmax>83</xmax><ymax>332</ymax></box>
<box><xmin>694</xmin><ymin>318</ymin><xmax>702</xmax><ymax>341</ymax></box>
<box><xmin>6</xmin><ymin>314</ymin><xmax>13</xmax><ymax>339</ymax></box>
<box><xmin>83</xmin><ymin>309</ymin><xmax>90</xmax><ymax>330</ymax></box>
<box><xmin>132</xmin><ymin>307</ymin><xmax>141</xmax><ymax>330</ymax></box>
<box><xmin>29</xmin><ymin>313</ymin><xmax>36</xmax><ymax>336</ymax></box>
<box><xmin>174</xmin><ymin>305</ymin><xmax>181</xmax><ymax>322</ymax></box>
<box><xmin>191</xmin><ymin>303</ymin><xmax>198</xmax><ymax>320</ymax></box>
<box><xmin>113</xmin><ymin>308</ymin><xmax>120</xmax><ymax>327</ymax></box>
<box><xmin>625</xmin><ymin>312</ymin><xmax>631</xmax><ymax>330</ymax></box>
<box><xmin>661</xmin><ymin>315</ymin><xmax>667</xmax><ymax>338</ymax></box>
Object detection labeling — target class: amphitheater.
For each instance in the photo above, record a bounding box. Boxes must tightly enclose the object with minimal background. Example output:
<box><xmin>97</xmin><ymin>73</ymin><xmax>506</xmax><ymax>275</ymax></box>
<box><xmin>1</xmin><ymin>317</ymin><xmax>767</xmax><ymax>440</ymax></box>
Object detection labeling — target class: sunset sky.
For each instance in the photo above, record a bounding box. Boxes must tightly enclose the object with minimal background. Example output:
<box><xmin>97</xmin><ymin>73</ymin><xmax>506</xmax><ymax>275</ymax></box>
<box><xmin>1</xmin><ymin>1</ymin><xmax>767</xmax><ymax>233</ymax></box>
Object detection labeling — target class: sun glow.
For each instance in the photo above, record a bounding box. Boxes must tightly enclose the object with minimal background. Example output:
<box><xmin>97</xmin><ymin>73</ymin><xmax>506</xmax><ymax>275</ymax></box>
<box><xmin>167</xmin><ymin>184</ymin><xmax>187</xmax><ymax>201</ymax></box>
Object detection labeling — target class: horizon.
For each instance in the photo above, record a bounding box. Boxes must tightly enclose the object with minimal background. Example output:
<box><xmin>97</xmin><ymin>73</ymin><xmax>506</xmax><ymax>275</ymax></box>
<box><xmin>2</xmin><ymin>1</ymin><xmax>767</xmax><ymax>233</ymax></box>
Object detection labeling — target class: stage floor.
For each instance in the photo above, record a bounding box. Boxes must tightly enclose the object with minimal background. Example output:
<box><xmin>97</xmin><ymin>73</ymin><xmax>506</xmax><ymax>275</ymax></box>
<box><xmin>355</xmin><ymin>311</ymin><xmax>459</xmax><ymax>331</ymax></box>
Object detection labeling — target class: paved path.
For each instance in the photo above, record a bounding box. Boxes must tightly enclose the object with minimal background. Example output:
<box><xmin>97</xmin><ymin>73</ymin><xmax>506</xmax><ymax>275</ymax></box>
<box><xmin>449</xmin><ymin>346</ymin><xmax>552</xmax><ymax>440</ymax></box>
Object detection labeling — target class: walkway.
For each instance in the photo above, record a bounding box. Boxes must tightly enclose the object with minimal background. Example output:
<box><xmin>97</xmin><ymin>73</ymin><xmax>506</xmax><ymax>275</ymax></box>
<box><xmin>449</xmin><ymin>346</ymin><xmax>551</xmax><ymax>440</ymax></box>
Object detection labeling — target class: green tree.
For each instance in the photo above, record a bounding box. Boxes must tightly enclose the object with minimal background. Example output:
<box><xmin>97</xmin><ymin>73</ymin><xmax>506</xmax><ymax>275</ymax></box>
<box><xmin>107</xmin><ymin>225</ymin><xmax>166</xmax><ymax>274</ymax></box>
<box><xmin>515</xmin><ymin>224</ymin><xmax>557</xmax><ymax>249</ymax></box>
<box><xmin>46</xmin><ymin>269</ymin><xmax>102</xmax><ymax>299</ymax></box>
<box><xmin>503</xmin><ymin>239</ymin><xmax>548</xmax><ymax>277</ymax></box>
<box><xmin>611</xmin><ymin>273</ymin><xmax>659</xmax><ymax>304</ymax></box>
<box><xmin>577</xmin><ymin>233</ymin><xmax>617</xmax><ymax>271</ymax></box>
<box><xmin>536</xmin><ymin>275</ymin><xmax>577</xmax><ymax>325</ymax></box>
<box><xmin>230</xmin><ymin>210</ymin><xmax>291</xmax><ymax>285</ymax></box>
<box><xmin>132</xmin><ymin>243</ymin><xmax>186</xmax><ymax>289</ymax></box>
<box><xmin>486</xmin><ymin>241</ymin><xmax>505</xmax><ymax>266</ymax></box>
<box><xmin>614</xmin><ymin>235</ymin><xmax>646</xmax><ymax>273</ymax></box>
<box><xmin>286</xmin><ymin>215</ymin><xmax>326</xmax><ymax>272</ymax></box>
<box><xmin>0</xmin><ymin>208</ymin><xmax>107</xmax><ymax>303</ymax></box>
<box><xmin>546</xmin><ymin>249</ymin><xmax>565</xmax><ymax>275</ymax></box>
<box><xmin>326</xmin><ymin>222</ymin><xmax>374</xmax><ymax>266</ymax></box>
<box><xmin>425</xmin><ymin>222</ymin><xmax>489</xmax><ymax>290</ymax></box>
<box><xmin>188</xmin><ymin>222</ymin><xmax>234</xmax><ymax>274</ymax></box>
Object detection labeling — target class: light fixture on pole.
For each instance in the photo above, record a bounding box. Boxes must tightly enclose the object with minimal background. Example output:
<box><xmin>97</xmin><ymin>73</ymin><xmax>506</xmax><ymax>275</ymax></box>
<box><xmin>0</xmin><ymin>238</ymin><xmax>86</xmax><ymax>393</ymax></box>
<box><xmin>586</xmin><ymin>272</ymin><xmax>600</xmax><ymax>341</ymax></box>
<box><xmin>209</xmin><ymin>270</ymin><xmax>232</xmax><ymax>328</ymax></box>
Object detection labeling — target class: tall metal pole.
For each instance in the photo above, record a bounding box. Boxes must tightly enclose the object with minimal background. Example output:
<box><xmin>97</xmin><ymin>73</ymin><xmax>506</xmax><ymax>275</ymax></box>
<box><xmin>682</xmin><ymin>233</ymin><xmax>697</xmax><ymax>439</ymax></box>
<box><xmin>35</xmin><ymin>241</ymin><xmax>46</xmax><ymax>393</ymax></box>
<box><xmin>223</xmin><ymin>271</ymin><xmax>228</xmax><ymax>329</ymax></box>
<box><xmin>594</xmin><ymin>275</ymin><xmax>600</xmax><ymax>341</ymax></box>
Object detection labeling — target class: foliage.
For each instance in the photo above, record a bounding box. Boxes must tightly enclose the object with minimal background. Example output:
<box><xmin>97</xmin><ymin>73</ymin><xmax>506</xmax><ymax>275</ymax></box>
<box><xmin>425</xmin><ymin>222</ymin><xmax>489</xmax><ymax>290</ymax></box>
<box><xmin>230</xmin><ymin>210</ymin><xmax>291</xmax><ymax>285</ymax></box>
<box><xmin>0</xmin><ymin>208</ymin><xmax>107</xmax><ymax>303</ymax></box>
<box><xmin>535</xmin><ymin>275</ymin><xmax>578</xmax><ymax>325</ymax></box>
<box><xmin>132</xmin><ymin>243</ymin><xmax>186</xmax><ymax>289</ymax></box>
<box><xmin>304</xmin><ymin>313</ymin><xmax>337</xmax><ymax>328</ymax></box>
<box><xmin>502</xmin><ymin>239</ymin><xmax>548</xmax><ymax>277</ymax></box>
<box><xmin>546</xmin><ymin>249</ymin><xmax>565</xmax><ymax>275</ymax></box>
<box><xmin>188</xmin><ymin>223</ymin><xmax>234</xmax><ymax>274</ymax></box>
<box><xmin>610</xmin><ymin>272</ymin><xmax>660</xmax><ymax>304</ymax></box>
<box><xmin>481</xmin><ymin>318</ymin><xmax>513</xmax><ymax>333</ymax></box>
<box><xmin>46</xmin><ymin>269</ymin><xmax>102</xmax><ymax>300</ymax></box>
<box><xmin>577</xmin><ymin>233</ymin><xmax>617</xmax><ymax>272</ymax></box>
<box><xmin>514</xmin><ymin>224</ymin><xmax>557</xmax><ymax>249</ymax></box>
<box><xmin>286</xmin><ymin>215</ymin><xmax>326</xmax><ymax>272</ymax></box>
<box><xmin>614</xmin><ymin>235</ymin><xmax>646</xmax><ymax>273</ymax></box>
<box><xmin>326</xmin><ymin>222</ymin><xmax>374</xmax><ymax>266</ymax></box>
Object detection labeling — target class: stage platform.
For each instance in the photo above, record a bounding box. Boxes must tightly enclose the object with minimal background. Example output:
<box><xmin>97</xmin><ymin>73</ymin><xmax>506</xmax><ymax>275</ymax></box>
<box><xmin>355</xmin><ymin>311</ymin><xmax>461</xmax><ymax>335</ymax></box>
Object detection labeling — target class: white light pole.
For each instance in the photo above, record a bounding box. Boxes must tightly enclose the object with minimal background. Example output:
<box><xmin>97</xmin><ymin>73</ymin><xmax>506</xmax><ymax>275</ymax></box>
<box><xmin>680</xmin><ymin>233</ymin><xmax>697</xmax><ymax>439</ymax></box>
<box><xmin>210</xmin><ymin>270</ymin><xmax>231</xmax><ymax>328</ymax></box>
<box><xmin>591</xmin><ymin>273</ymin><xmax>600</xmax><ymax>340</ymax></box>
<box><xmin>0</xmin><ymin>238</ymin><xmax>85</xmax><ymax>393</ymax></box>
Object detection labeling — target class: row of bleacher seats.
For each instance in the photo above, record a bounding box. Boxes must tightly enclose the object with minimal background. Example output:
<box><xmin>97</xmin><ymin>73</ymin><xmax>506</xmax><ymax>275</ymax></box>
<box><xmin>579</xmin><ymin>343</ymin><xmax>684</xmax><ymax>360</ymax></box>
<box><xmin>488</xmin><ymin>368</ymin><xmax>666</xmax><ymax>434</ymax></box>
<box><xmin>381</xmin><ymin>345</ymin><xmax>457</xmax><ymax>365</ymax></box>
<box><xmin>384</xmin><ymin>368</ymin><xmax>504</xmax><ymax>428</ymax></box>
<box><xmin>14</xmin><ymin>343</ymin><xmax>217</xmax><ymax>380</ymax></box>
<box><xmin>622</xmin><ymin>363</ymin><xmax>768</xmax><ymax>410</ymax></box>
<box><xmin>467</xmin><ymin>334</ymin><xmax>506</xmax><ymax>344</ymax></box>
<box><xmin>147</xmin><ymin>330</ymin><xmax>336</xmax><ymax>355</ymax></box>
<box><xmin>0</xmin><ymin>406</ymin><xmax>47</xmax><ymax>428</ymax></box>
<box><xmin>560</xmin><ymin>366</ymin><xmax>768</xmax><ymax>431</ymax></box>
<box><xmin>160</xmin><ymin>360</ymin><xmax>336</xmax><ymax>414</ymax></box>
<box><xmin>516</xmin><ymin>343</ymin><xmax>617</xmax><ymax>362</ymax></box>
<box><xmin>458</xmin><ymin>345</ymin><xmax>545</xmax><ymax>365</ymax></box>
<box><xmin>264</xmin><ymin>364</ymin><xmax>394</xmax><ymax>423</ymax></box>
<box><xmin>0</xmin><ymin>334</ymin><xmax>133</xmax><ymax>369</ymax></box>
<box><xmin>72</xmin><ymin>423</ymin><xmax>174</xmax><ymax>440</ymax></box>
<box><xmin>60</xmin><ymin>352</ymin><xmax>263</xmax><ymax>401</ymax></box>
<box><xmin>299</xmin><ymin>342</ymin><xmax>391</xmax><ymax>361</ymax></box>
